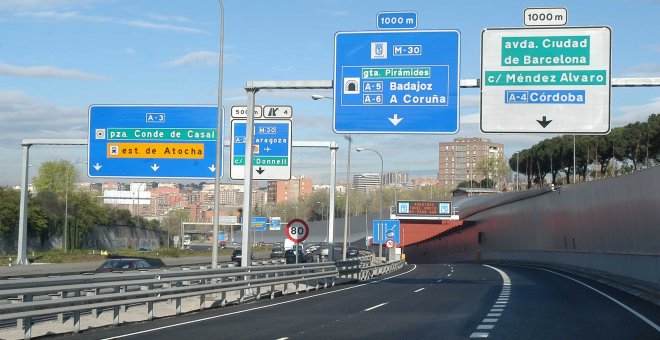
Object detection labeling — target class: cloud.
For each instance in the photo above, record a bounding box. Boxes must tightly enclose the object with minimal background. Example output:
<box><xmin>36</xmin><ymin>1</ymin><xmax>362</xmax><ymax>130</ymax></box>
<box><xmin>0</xmin><ymin>90</ymin><xmax>89</xmax><ymax>185</ymax></box>
<box><xmin>14</xmin><ymin>10</ymin><xmax>204</xmax><ymax>33</ymax></box>
<box><xmin>615</xmin><ymin>96</ymin><xmax>660</xmax><ymax>126</ymax></box>
<box><xmin>0</xmin><ymin>0</ymin><xmax>91</xmax><ymax>11</ymax></box>
<box><xmin>0</xmin><ymin>91</ymin><xmax>87</xmax><ymax>141</ymax></box>
<box><xmin>161</xmin><ymin>50</ymin><xmax>243</xmax><ymax>68</ymax></box>
<box><xmin>161</xmin><ymin>51</ymin><xmax>219</xmax><ymax>67</ymax></box>
<box><xmin>0</xmin><ymin>62</ymin><xmax>107</xmax><ymax>79</ymax></box>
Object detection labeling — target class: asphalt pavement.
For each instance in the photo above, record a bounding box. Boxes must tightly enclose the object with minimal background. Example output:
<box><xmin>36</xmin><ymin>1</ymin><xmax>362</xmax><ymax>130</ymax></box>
<box><xmin>51</xmin><ymin>263</ymin><xmax>660</xmax><ymax>339</ymax></box>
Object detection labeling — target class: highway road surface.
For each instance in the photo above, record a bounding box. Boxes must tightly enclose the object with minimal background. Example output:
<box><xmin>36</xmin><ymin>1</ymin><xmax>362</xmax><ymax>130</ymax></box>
<box><xmin>57</xmin><ymin>263</ymin><xmax>660</xmax><ymax>339</ymax></box>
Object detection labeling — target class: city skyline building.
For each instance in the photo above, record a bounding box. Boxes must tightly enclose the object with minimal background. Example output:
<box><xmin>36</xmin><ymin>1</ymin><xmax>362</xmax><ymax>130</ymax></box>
<box><xmin>438</xmin><ymin>137</ymin><xmax>505</xmax><ymax>189</ymax></box>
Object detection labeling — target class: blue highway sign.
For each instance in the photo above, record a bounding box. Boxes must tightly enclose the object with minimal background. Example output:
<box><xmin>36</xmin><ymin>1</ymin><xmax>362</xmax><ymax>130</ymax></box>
<box><xmin>88</xmin><ymin>105</ymin><xmax>222</xmax><ymax>179</ymax></box>
<box><xmin>251</xmin><ymin>217</ymin><xmax>267</xmax><ymax>231</ymax></box>
<box><xmin>230</xmin><ymin>119</ymin><xmax>292</xmax><ymax>180</ymax></box>
<box><xmin>373</xmin><ymin>219</ymin><xmax>400</xmax><ymax>244</ymax></box>
<box><xmin>334</xmin><ymin>30</ymin><xmax>460</xmax><ymax>134</ymax></box>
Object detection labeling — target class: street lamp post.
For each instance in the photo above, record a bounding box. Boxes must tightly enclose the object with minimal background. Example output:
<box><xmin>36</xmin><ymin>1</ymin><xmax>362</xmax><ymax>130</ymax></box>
<box><xmin>211</xmin><ymin>0</ymin><xmax>225</xmax><ymax>269</ymax></box>
<box><xmin>356</xmin><ymin>147</ymin><xmax>384</xmax><ymax>259</ymax></box>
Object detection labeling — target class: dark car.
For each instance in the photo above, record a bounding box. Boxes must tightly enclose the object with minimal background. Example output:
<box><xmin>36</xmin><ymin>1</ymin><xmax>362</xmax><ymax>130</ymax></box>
<box><xmin>231</xmin><ymin>249</ymin><xmax>242</xmax><ymax>262</ymax></box>
<box><xmin>95</xmin><ymin>258</ymin><xmax>152</xmax><ymax>273</ymax></box>
<box><xmin>284</xmin><ymin>249</ymin><xmax>306</xmax><ymax>264</ymax></box>
<box><xmin>270</xmin><ymin>246</ymin><xmax>284</xmax><ymax>258</ymax></box>
<box><xmin>347</xmin><ymin>246</ymin><xmax>360</xmax><ymax>257</ymax></box>
<box><xmin>231</xmin><ymin>249</ymin><xmax>254</xmax><ymax>263</ymax></box>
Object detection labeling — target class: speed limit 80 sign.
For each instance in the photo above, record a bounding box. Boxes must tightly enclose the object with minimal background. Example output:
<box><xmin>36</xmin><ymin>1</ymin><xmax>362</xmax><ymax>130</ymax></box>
<box><xmin>286</xmin><ymin>218</ymin><xmax>309</xmax><ymax>243</ymax></box>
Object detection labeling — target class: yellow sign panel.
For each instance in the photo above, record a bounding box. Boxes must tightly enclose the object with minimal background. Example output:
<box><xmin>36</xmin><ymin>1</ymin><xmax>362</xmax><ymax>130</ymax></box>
<box><xmin>107</xmin><ymin>143</ymin><xmax>204</xmax><ymax>159</ymax></box>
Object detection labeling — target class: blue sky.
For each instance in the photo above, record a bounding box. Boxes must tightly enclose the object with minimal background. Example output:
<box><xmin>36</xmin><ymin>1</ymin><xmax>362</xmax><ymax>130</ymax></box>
<box><xmin>1</xmin><ymin>0</ymin><xmax>659</xmax><ymax>187</ymax></box>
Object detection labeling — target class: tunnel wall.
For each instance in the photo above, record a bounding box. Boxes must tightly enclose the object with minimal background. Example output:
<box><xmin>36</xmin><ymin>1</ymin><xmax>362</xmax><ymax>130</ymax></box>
<box><xmin>405</xmin><ymin>166</ymin><xmax>660</xmax><ymax>289</ymax></box>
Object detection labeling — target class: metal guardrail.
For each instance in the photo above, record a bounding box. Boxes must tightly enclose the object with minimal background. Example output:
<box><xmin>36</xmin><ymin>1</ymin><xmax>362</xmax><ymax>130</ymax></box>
<box><xmin>0</xmin><ymin>258</ymin><xmax>404</xmax><ymax>339</ymax></box>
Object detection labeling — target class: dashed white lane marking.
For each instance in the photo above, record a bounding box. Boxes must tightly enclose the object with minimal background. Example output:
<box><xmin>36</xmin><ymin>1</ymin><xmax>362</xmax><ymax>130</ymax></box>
<box><xmin>469</xmin><ymin>332</ymin><xmax>489</xmax><ymax>338</ymax></box>
<box><xmin>364</xmin><ymin>302</ymin><xmax>389</xmax><ymax>312</ymax></box>
<box><xmin>276</xmin><ymin>338</ymin><xmax>288</xmax><ymax>340</ymax></box>
<box><xmin>414</xmin><ymin>288</ymin><xmax>425</xmax><ymax>293</ymax></box>
<box><xmin>469</xmin><ymin>265</ymin><xmax>512</xmax><ymax>338</ymax></box>
<box><xmin>436</xmin><ymin>279</ymin><xmax>443</xmax><ymax>283</ymax></box>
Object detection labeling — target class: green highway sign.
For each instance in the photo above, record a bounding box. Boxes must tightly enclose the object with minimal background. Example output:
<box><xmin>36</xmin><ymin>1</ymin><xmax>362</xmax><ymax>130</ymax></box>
<box><xmin>480</xmin><ymin>26</ymin><xmax>611</xmax><ymax>133</ymax></box>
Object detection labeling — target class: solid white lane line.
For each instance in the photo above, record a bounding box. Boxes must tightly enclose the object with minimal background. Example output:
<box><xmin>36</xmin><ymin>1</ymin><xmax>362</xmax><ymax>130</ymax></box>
<box><xmin>100</xmin><ymin>265</ymin><xmax>418</xmax><ymax>339</ymax></box>
<box><xmin>414</xmin><ymin>288</ymin><xmax>425</xmax><ymax>293</ymax></box>
<box><xmin>483</xmin><ymin>265</ymin><xmax>511</xmax><ymax>285</ymax></box>
<box><xmin>535</xmin><ymin>267</ymin><xmax>660</xmax><ymax>333</ymax></box>
<box><xmin>364</xmin><ymin>302</ymin><xmax>389</xmax><ymax>312</ymax></box>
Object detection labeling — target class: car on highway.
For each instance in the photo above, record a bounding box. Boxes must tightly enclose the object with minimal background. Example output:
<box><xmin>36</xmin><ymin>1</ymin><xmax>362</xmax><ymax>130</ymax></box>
<box><xmin>95</xmin><ymin>258</ymin><xmax>152</xmax><ymax>273</ymax></box>
<box><xmin>284</xmin><ymin>249</ymin><xmax>306</xmax><ymax>264</ymax></box>
<box><xmin>231</xmin><ymin>249</ymin><xmax>254</xmax><ymax>264</ymax></box>
<box><xmin>270</xmin><ymin>246</ymin><xmax>284</xmax><ymax>257</ymax></box>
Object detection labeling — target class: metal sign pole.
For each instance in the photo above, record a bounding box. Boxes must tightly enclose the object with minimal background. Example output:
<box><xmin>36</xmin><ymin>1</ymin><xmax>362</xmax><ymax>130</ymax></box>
<box><xmin>241</xmin><ymin>88</ymin><xmax>258</xmax><ymax>268</ymax></box>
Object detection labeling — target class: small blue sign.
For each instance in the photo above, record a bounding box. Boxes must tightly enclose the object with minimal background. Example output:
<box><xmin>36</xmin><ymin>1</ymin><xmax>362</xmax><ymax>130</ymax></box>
<box><xmin>373</xmin><ymin>220</ymin><xmax>401</xmax><ymax>244</ymax></box>
<box><xmin>218</xmin><ymin>232</ymin><xmax>226</xmax><ymax>241</ymax></box>
<box><xmin>88</xmin><ymin>105</ymin><xmax>223</xmax><ymax>179</ymax></box>
<box><xmin>251</xmin><ymin>217</ymin><xmax>267</xmax><ymax>231</ymax></box>
<box><xmin>377</xmin><ymin>11</ymin><xmax>418</xmax><ymax>30</ymax></box>
<box><xmin>230</xmin><ymin>120</ymin><xmax>292</xmax><ymax>180</ymax></box>
<box><xmin>334</xmin><ymin>30</ymin><xmax>460</xmax><ymax>134</ymax></box>
<box><xmin>270</xmin><ymin>217</ymin><xmax>281</xmax><ymax>231</ymax></box>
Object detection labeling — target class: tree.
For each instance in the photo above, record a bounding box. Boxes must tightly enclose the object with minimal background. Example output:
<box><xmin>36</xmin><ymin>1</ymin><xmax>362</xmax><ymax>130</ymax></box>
<box><xmin>32</xmin><ymin>161</ymin><xmax>77</xmax><ymax>197</ymax></box>
<box><xmin>477</xmin><ymin>154</ymin><xmax>510</xmax><ymax>190</ymax></box>
<box><xmin>161</xmin><ymin>209</ymin><xmax>190</xmax><ymax>239</ymax></box>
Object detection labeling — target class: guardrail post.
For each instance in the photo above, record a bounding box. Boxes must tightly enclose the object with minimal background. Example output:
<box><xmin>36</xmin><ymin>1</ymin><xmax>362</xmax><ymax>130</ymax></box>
<box><xmin>113</xmin><ymin>286</ymin><xmax>120</xmax><ymax>326</ymax></box>
<box><xmin>48</xmin><ymin>291</ymin><xmax>65</xmax><ymax>323</ymax></box>
<box><xmin>176</xmin><ymin>296</ymin><xmax>182</xmax><ymax>315</ymax></box>
<box><xmin>20</xmin><ymin>294</ymin><xmax>33</xmax><ymax>339</ymax></box>
<box><xmin>145</xmin><ymin>283</ymin><xmax>154</xmax><ymax>320</ymax></box>
<box><xmin>72</xmin><ymin>290</ymin><xmax>81</xmax><ymax>334</ymax></box>
<box><xmin>219</xmin><ymin>291</ymin><xmax>227</xmax><ymax>307</ymax></box>
<box><xmin>200</xmin><ymin>293</ymin><xmax>206</xmax><ymax>311</ymax></box>
<box><xmin>120</xmin><ymin>286</ymin><xmax>128</xmax><ymax>312</ymax></box>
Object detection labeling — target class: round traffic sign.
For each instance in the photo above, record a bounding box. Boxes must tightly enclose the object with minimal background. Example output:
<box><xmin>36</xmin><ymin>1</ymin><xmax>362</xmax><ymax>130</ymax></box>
<box><xmin>385</xmin><ymin>239</ymin><xmax>395</xmax><ymax>249</ymax></box>
<box><xmin>285</xmin><ymin>218</ymin><xmax>309</xmax><ymax>243</ymax></box>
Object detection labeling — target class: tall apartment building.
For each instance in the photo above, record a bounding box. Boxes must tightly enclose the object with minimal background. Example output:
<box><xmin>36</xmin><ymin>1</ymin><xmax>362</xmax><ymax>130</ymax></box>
<box><xmin>267</xmin><ymin>176</ymin><xmax>313</xmax><ymax>204</ymax></box>
<box><xmin>353</xmin><ymin>173</ymin><xmax>381</xmax><ymax>192</ymax></box>
<box><xmin>383</xmin><ymin>171</ymin><xmax>409</xmax><ymax>185</ymax></box>
<box><xmin>438</xmin><ymin>137</ymin><xmax>504</xmax><ymax>188</ymax></box>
